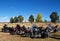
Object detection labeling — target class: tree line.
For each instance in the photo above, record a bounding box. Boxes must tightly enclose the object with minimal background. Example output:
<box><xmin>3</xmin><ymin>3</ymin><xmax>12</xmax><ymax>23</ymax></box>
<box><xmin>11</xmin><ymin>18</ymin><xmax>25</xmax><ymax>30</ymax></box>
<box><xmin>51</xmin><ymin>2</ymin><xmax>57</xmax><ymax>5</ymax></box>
<box><xmin>10</xmin><ymin>12</ymin><xmax>60</xmax><ymax>23</ymax></box>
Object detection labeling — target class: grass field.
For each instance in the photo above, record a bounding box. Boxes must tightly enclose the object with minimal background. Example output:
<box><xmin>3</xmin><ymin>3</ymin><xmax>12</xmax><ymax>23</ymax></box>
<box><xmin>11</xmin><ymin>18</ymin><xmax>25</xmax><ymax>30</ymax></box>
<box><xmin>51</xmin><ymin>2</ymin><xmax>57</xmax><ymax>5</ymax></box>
<box><xmin>0</xmin><ymin>23</ymin><xmax>60</xmax><ymax>41</ymax></box>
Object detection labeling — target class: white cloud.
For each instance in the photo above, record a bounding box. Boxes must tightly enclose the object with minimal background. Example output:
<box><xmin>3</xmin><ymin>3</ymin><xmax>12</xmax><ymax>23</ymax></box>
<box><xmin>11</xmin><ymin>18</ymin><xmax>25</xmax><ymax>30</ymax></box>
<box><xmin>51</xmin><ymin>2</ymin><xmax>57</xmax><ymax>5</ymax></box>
<box><xmin>0</xmin><ymin>16</ymin><xmax>10</xmax><ymax>22</ymax></box>
<box><xmin>0</xmin><ymin>16</ymin><xmax>8</xmax><ymax>20</ymax></box>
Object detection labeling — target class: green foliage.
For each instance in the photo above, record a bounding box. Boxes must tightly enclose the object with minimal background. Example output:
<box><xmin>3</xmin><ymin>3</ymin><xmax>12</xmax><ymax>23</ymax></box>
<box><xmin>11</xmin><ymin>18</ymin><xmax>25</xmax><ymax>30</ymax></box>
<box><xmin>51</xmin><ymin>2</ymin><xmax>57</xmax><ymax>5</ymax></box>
<box><xmin>36</xmin><ymin>13</ymin><xmax>42</xmax><ymax>22</ymax></box>
<box><xmin>10</xmin><ymin>17</ymin><xmax>14</xmax><ymax>23</ymax></box>
<box><xmin>44</xmin><ymin>20</ymin><xmax>47</xmax><ymax>22</ymax></box>
<box><xmin>14</xmin><ymin>17</ymin><xmax>18</xmax><ymax>23</ymax></box>
<box><xmin>18</xmin><ymin>15</ymin><xmax>24</xmax><ymax>22</ymax></box>
<box><xmin>10</xmin><ymin>12</ymin><xmax>59</xmax><ymax>23</ymax></box>
<box><xmin>50</xmin><ymin>12</ymin><xmax>59</xmax><ymax>23</ymax></box>
<box><xmin>28</xmin><ymin>15</ymin><xmax>34</xmax><ymax>23</ymax></box>
<box><xmin>10</xmin><ymin>15</ymin><xmax>24</xmax><ymax>23</ymax></box>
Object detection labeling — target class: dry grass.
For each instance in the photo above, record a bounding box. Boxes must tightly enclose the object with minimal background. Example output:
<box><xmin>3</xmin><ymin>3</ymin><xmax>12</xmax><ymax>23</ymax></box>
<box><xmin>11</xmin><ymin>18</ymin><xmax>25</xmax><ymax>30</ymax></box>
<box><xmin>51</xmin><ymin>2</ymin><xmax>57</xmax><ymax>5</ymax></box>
<box><xmin>0</xmin><ymin>23</ymin><xmax>60</xmax><ymax>41</ymax></box>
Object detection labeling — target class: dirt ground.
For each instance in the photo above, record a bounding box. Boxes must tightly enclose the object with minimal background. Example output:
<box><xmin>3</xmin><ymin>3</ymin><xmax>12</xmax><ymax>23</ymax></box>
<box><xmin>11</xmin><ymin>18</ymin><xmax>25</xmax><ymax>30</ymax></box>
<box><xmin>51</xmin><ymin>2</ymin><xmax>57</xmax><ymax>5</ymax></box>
<box><xmin>0</xmin><ymin>31</ymin><xmax>60</xmax><ymax>41</ymax></box>
<box><xmin>0</xmin><ymin>23</ymin><xmax>60</xmax><ymax>41</ymax></box>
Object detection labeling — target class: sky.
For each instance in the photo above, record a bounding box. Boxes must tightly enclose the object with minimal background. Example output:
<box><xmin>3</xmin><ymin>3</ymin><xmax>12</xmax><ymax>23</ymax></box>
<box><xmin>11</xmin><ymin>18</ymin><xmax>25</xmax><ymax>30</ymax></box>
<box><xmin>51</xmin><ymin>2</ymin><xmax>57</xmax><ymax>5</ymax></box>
<box><xmin>0</xmin><ymin>0</ymin><xmax>60</xmax><ymax>22</ymax></box>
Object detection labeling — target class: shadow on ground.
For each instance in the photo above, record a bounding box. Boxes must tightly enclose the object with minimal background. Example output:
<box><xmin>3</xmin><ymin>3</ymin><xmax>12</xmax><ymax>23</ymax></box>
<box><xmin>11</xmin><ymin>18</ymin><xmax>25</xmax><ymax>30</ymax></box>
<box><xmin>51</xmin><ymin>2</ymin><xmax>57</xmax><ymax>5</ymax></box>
<box><xmin>50</xmin><ymin>34</ymin><xmax>60</xmax><ymax>40</ymax></box>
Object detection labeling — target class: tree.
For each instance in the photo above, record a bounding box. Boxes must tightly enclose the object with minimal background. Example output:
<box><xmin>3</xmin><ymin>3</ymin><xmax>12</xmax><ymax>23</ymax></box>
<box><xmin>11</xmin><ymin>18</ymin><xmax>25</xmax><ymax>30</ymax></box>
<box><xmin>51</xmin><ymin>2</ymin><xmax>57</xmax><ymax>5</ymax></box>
<box><xmin>50</xmin><ymin>12</ymin><xmax>59</xmax><ymax>23</ymax></box>
<box><xmin>28</xmin><ymin>15</ymin><xmax>34</xmax><ymax>24</ymax></box>
<box><xmin>44</xmin><ymin>20</ymin><xmax>47</xmax><ymax>22</ymax></box>
<box><xmin>10</xmin><ymin>17</ymin><xmax>14</xmax><ymax>23</ymax></box>
<box><xmin>58</xmin><ymin>17</ymin><xmax>60</xmax><ymax>22</ymax></box>
<box><xmin>14</xmin><ymin>17</ymin><xmax>18</xmax><ymax>23</ymax></box>
<box><xmin>18</xmin><ymin>15</ymin><xmax>24</xmax><ymax>22</ymax></box>
<box><xmin>36</xmin><ymin>13</ymin><xmax>42</xmax><ymax>22</ymax></box>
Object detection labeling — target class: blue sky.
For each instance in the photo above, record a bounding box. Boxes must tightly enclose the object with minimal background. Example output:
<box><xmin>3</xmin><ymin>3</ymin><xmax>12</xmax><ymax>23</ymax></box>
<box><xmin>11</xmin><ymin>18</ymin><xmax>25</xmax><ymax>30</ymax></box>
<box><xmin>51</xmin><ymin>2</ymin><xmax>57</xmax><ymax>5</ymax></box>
<box><xmin>0</xmin><ymin>0</ymin><xmax>60</xmax><ymax>22</ymax></box>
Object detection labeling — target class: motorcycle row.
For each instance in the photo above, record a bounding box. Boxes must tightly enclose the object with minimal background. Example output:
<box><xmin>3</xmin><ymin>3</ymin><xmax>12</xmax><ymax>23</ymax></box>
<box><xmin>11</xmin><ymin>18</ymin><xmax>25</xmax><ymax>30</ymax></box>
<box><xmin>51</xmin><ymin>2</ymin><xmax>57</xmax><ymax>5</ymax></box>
<box><xmin>1</xmin><ymin>24</ymin><xmax>59</xmax><ymax>38</ymax></box>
